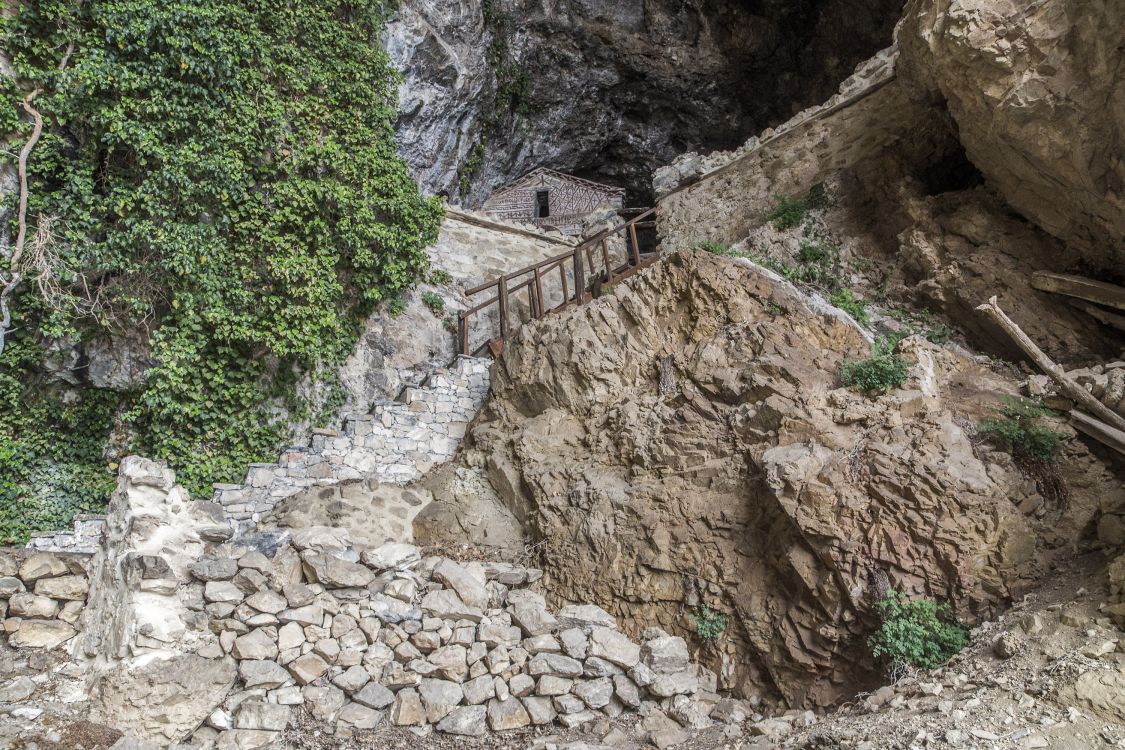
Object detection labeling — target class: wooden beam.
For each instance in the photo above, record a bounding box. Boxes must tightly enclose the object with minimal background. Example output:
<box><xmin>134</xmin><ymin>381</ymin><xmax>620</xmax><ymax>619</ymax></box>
<box><xmin>1069</xmin><ymin>300</ymin><xmax>1125</xmax><ymax>333</ymax></box>
<box><xmin>976</xmin><ymin>296</ymin><xmax>1125</xmax><ymax>433</ymax></box>
<box><xmin>1030</xmin><ymin>271</ymin><xmax>1125</xmax><ymax>313</ymax></box>
<box><xmin>1069</xmin><ymin>410</ymin><xmax>1125</xmax><ymax>458</ymax></box>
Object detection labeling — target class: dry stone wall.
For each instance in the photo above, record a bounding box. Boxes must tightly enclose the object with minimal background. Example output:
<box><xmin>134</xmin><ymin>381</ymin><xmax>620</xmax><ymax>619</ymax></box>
<box><xmin>1</xmin><ymin>457</ymin><xmax>749</xmax><ymax>748</ymax></box>
<box><xmin>30</xmin><ymin>356</ymin><xmax>492</xmax><ymax>551</ymax></box>
<box><xmin>0</xmin><ymin>550</ymin><xmax>89</xmax><ymax>650</ymax></box>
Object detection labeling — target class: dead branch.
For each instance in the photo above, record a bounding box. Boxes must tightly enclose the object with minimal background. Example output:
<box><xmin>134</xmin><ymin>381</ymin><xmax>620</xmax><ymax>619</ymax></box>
<box><xmin>976</xmin><ymin>295</ymin><xmax>1125</xmax><ymax>434</ymax></box>
<box><xmin>0</xmin><ymin>89</ymin><xmax>44</xmax><ymax>357</ymax></box>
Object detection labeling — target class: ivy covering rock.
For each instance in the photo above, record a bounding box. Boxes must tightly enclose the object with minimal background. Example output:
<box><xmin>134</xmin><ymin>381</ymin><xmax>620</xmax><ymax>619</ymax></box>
<box><xmin>0</xmin><ymin>0</ymin><xmax>442</xmax><ymax>541</ymax></box>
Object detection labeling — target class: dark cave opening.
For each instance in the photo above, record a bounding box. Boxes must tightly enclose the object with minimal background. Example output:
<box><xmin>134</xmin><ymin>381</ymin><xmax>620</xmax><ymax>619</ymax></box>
<box><xmin>918</xmin><ymin>142</ymin><xmax>986</xmax><ymax>196</ymax></box>
<box><xmin>472</xmin><ymin>0</ymin><xmax>907</xmax><ymax>207</ymax></box>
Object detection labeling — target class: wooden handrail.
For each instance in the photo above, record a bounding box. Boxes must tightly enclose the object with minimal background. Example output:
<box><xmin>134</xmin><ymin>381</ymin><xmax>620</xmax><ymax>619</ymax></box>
<box><xmin>458</xmin><ymin>207</ymin><xmax>658</xmax><ymax>356</ymax></box>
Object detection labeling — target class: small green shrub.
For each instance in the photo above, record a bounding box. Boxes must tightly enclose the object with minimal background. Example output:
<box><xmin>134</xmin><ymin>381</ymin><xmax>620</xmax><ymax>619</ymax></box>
<box><xmin>798</xmin><ymin>240</ymin><xmax>833</xmax><ymax>265</ymax></box>
<box><xmin>979</xmin><ymin>397</ymin><xmax>1065</xmax><ymax>461</ymax></box>
<box><xmin>421</xmin><ymin>292</ymin><xmax>446</xmax><ymax>316</ymax></box>
<box><xmin>694</xmin><ymin>240</ymin><xmax>739</xmax><ymax>257</ymax></box>
<box><xmin>840</xmin><ymin>337</ymin><xmax>909</xmax><ymax>395</ymax></box>
<box><xmin>387</xmin><ymin>297</ymin><xmax>408</xmax><ymax>318</ymax></box>
<box><xmin>429</xmin><ymin>269</ymin><xmax>454</xmax><ymax>285</ymax></box>
<box><xmin>830</xmin><ymin>288</ymin><xmax>870</xmax><ymax>325</ymax></box>
<box><xmin>869</xmin><ymin>591</ymin><xmax>969</xmax><ymax>673</ymax></box>
<box><xmin>691</xmin><ymin>605</ymin><xmax>728</xmax><ymax>640</ymax></box>
<box><xmin>887</xmin><ymin>308</ymin><xmax>953</xmax><ymax>346</ymax></box>
<box><xmin>766</xmin><ymin>195</ymin><xmax>810</xmax><ymax>230</ymax></box>
<box><xmin>442</xmin><ymin>314</ymin><xmax>459</xmax><ymax>334</ymax></box>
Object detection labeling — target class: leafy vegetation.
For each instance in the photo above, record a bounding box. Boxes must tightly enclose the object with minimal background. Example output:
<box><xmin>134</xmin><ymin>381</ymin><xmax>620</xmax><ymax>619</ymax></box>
<box><xmin>979</xmin><ymin>397</ymin><xmax>1065</xmax><ymax>461</ymax></box>
<box><xmin>0</xmin><ymin>334</ymin><xmax>117</xmax><ymax>545</ymax></box>
<box><xmin>0</xmin><ymin>0</ymin><xmax>442</xmax><ymax>534</ymax></box>
<box><xmin>691</xmin><ymin>605</ymin><xmax>728</xmax><ymax>640</ymax></box>
<box><xmin>869</xmin><ymin>591</ymin><xmax>969</xmax><ymax>673</ymax></box>
<box><xmin>840</xmin><ymin>337</ymin><xmax>909</xmax><ymax>395</ymax></box>
<box><xmin>421</xmin><ymin>291</ymin><xmax>445</xmax><ymax>316</ymax></box>
<box><xmin>830</xmin><ymin>288</ymin><xmax>870</xmax><ymax>325</ymax></box>
<box><xmin>386</xmin><ymin>296</ymin><xmax>408</xmax><ymax>318</ymax></box>
<box><xmin>694</xmin><ymin>240</ymin><xmax>739</xmax><ymax>257</ymax></box>
<box><xmin>887</xmin><ymin>308</ymin><xmax>952</xmax><ymax>345</ymax></box>
<box><xmin>765</xmin><ymin>195</ymin><xmax>810</xmax><ymax>230</ymax></box>
<box><xmin>764</xmin><ymin>186</ymin><xmax>826</xmax><ymax>230</ymax></box>
<box><xmin>429</xmin><ymin>269</ymin><xmax>454</xmax><ymax>286</ymax></box>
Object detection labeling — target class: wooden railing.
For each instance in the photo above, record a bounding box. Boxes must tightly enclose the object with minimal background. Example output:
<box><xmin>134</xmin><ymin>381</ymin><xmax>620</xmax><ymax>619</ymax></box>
<box><xmin>458</xmin><ymin>208</ymin><xmax>657</xmax><ymax>356</ymax></box>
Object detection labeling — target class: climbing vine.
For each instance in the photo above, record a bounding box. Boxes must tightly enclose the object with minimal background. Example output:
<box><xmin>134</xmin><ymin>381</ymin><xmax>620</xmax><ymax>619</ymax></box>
<box><xmin>0</xmin><ymin>0</ymin><xmax>442</xmax><ymax>531</ymax></box>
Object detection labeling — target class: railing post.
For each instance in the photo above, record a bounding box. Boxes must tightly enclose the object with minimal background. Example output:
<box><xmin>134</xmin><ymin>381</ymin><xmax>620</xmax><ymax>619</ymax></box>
<box><xmin>573</xmin><ymin>249</ymin><xmax>585</xmax><ymax>304</ymax></box>
<box><xmin>498</xmin><ymin>274</ymin><xmax>510</xmax><ymax>338</ymax></box>
<box><xmin>533</xmin><ymin>267</ymin><xmax>545</xmax><ymax>318</ymax></box>
<box><xmin>628</xmin><ymin>222</ymin><xmax>640</xmax><ymax>266</ymax></box>
<box><xmin>459</xmin><ymin>312</ymin><xmax>469</xmax><ymax>355</ymax></box>
<box><xmin>600</xmin><ymin>238</ymin><xmax>612</xmax><ymax>283</ymax></box>
<box><xmin>560</xmin><ymin>261</ymin><xmax>569</xmax><ymax>307</ymax></box>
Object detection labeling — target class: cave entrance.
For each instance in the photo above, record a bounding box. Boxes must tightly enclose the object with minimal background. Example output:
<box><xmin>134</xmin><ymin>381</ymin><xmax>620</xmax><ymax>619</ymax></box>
<box><xmin>535</xmin><ymin>189</ymin><xmax>551</xmax><ymax>219</ymax></box>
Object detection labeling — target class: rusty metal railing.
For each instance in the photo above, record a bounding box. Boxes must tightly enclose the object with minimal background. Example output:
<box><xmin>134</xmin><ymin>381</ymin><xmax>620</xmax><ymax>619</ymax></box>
<box><xmin>458</xmin><ymin>207</ymin><xmax>657</xmax><ymax>357</ymax></box>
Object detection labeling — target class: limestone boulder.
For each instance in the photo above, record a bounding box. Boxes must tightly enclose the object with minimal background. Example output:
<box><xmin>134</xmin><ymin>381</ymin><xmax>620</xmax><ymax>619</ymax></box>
<box><xmin>468</xmin><ymin>251</ymin><xmax>1123</xmax><ymax>706</ymax></box>
<box><xmin>898</xmin><ymin>0</ymin><xmax>1125</xmax><ymax>268</ymax></box>
<box><xmin>94</xmin><ymin>655</ymin><xmax>237</xmax><ymax>743</ymax></box>
<box><xmin>300</xmin><ymin>553</ymin><xmax>374</xmax><ymax>589</ymax></box>
<box><xmin>8</xmin><ymin>619</ymin><xmax>76</xmax><ymax>649</ymax></box>
<box><xmin>436</xmin><ymin>704</ymin><xmax>487</xmax><ymax>736</ymax></box>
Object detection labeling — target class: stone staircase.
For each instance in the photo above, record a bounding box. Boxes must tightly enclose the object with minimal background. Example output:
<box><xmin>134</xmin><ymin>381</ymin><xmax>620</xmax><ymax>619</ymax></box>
<box><xmin>28</xmin><ymin>356</ymin><xmax>492</xmax><ymax>551</ymax></box>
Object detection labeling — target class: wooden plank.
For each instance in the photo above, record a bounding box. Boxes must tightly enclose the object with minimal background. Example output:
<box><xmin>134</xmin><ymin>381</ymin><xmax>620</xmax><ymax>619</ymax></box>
<box><xmin>600</xmin><ymin>239</ymin><xmax>612</xmax><ymax>284</ymax></box>
<box><xmin>498</xmin><ymin>275</ymin><xmax>510</xmax><ymax>338</ymax></box>
<box><xmin>1070</xmin><ymin>300</ymin><xmax>1125</xmax><ymax>333</ymax></box>
<box><xmin>976</xmin><ymin>295</ymin><xmax>1125</xmax><ymax>433</ymax></box>
<box><xmin>1069</xmin><ymin>410</ymin><xmax>1125</xmax><ymax>458</ymax></box>
<box><xmin>1031</xmin><ymin>271</ymin><xmax>1125</xmax><ymax>312</ymax></box>
<box><xmin>459</xmin><ymin>313</ymin><xmax>469</xmax><ymax>356</ymax></box>
<box><xmin>628</xmin><ymin>223</ymin><xmax>640</xmax><ymax>266</ymax></box>
<box><xmin>573</xmin><ymin>249</ymin><xmax>585</xmax><ymax>305</ymax></box>
<box><xmin>533</xmin><ymin>267</ymin><xmax>545</xmax><ymax>319</ymax></box>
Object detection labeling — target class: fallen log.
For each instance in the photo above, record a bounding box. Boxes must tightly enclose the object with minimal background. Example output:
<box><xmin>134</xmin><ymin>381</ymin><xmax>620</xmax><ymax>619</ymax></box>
<box><xmin>1068</xmin><ymin>410</ymin><xmax>1125</xmax><ymax>458</ymax></box>
<box><xmin>1031</xmin><ymin>271</ymin><xmax>1125</xmax><ymax>313</ymax></box>
<box><xmin>976</xmin><ymin>295</ymin><xmax>1125</xmax><ymax>434</ymax></box>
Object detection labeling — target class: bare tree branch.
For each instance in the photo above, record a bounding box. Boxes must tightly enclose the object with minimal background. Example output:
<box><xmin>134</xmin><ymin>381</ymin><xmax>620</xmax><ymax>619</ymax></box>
<box><xmin>0</xmin><ymin>89</ymin><xmax>44</xmax><ymax>358</ymax></box>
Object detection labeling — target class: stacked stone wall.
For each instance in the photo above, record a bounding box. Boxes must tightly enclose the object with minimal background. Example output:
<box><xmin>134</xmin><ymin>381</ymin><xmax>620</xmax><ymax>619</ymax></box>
<box><xmin>30</xmin><ymin>357</ymin><xmax>492</xmax><ymax>550</ymax></box>
<box><xmin>0</xmin><ymin>549</ymin><xmax>90</xmax><ymax>650</ymax></box>
<box><xmin>654</xmin><ymin>48</ymin><xmax>942</xmax><ymax>253</ymax></box>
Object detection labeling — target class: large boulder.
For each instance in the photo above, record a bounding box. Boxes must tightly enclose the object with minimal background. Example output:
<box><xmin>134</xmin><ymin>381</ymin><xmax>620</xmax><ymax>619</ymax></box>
<box><xmin>93</xmin><ymin>655</ymin><xmax>237</xmax><ymax>744</ymax></box>
<box><xmin>469</xmin><ymin>251</ymin><xmax>1124</xmax><ymax>707</ymax></box>
<box><xmin>897</xmin><ymin>0</ymin><xmax>1125</xmax><ymax>268</ymax></box>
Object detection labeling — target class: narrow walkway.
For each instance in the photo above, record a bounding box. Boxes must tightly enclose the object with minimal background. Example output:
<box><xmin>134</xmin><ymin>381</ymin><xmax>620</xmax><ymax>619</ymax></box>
<box><xmin>459</xmin><ymin>208</ymin><xmax>659</xmax><ymax>357</ymax></box>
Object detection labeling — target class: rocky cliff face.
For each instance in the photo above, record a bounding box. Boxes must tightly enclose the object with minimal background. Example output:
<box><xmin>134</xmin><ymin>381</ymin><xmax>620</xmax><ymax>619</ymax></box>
<box><xmin>468</xmin><ymin>251</ymin><xmax>1124</xmax><ymax>708</ymax></box>
<box><xmin>897</xmin><ymin>0</ymin><xmax>1125</xmax><ymax>271</ymax></box>
<box><xmin>386</xmin><ymin>0</ymin><xmax>905</xmax><ymax>203</ymax></box>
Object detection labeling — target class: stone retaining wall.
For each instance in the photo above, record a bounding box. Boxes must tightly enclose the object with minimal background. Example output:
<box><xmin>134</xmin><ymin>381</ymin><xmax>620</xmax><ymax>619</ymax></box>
<box><xmin>654</xmin><ymin>48</ymin><xmax>940</xmax><ymax>253</ymax></box>
<box><xmin>2</xmin><ymin>459</ymin><xmax>752</xmax><ymax>748</ymax></box>
<box><xmin>30</xmin><ymin>356</ymin><xmax>492</xmax><ymax>550</ymax></box>
<box><xmin>0</xmin><ymin>549</ymin><xmax>90</xmax><ymax>650</ymax></box>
